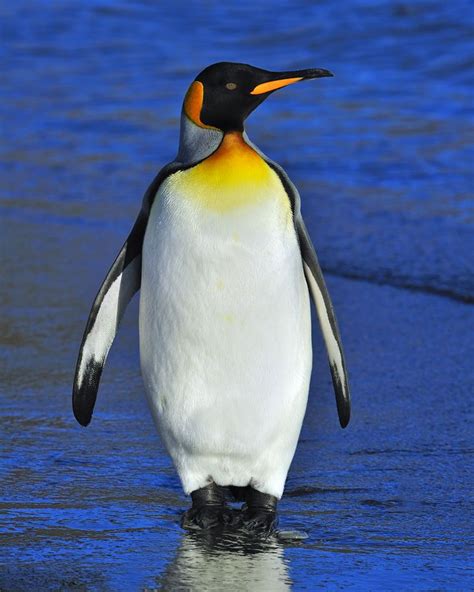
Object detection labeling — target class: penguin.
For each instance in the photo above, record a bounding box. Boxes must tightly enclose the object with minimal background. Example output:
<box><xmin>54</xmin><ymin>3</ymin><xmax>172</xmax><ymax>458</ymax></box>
<box><xmin>73</xmin><ymin>62</ymin><xmax>350</xmax><ymax>532</ymax></box>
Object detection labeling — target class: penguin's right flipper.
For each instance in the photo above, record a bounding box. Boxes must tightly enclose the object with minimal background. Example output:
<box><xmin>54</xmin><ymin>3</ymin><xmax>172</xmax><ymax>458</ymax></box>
<box><xmin>72</xmin><ymin>210</ymin><xmax>147</xmax><ymax>426</ymax></box>
<box><xmin>72</xmin><ymin>163</ymin><xmax>181</xmax><ymax>427</ymax></box>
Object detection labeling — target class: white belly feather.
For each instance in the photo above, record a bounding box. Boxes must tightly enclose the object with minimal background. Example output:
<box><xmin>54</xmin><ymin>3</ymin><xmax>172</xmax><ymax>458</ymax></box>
<box><xmin>139</xmin><ymin>167</ymin><xmax>312</xmax><ymax>498</ymax></box>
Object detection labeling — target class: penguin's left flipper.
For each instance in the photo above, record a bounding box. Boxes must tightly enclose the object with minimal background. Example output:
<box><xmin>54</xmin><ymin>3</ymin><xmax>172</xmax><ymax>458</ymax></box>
<box><xmin>295</xmin><ymin>214</ymin><xmax>351</xmax><ymax>428</ymax></box>
<box><xmin>263</xmin><ymin>157</ymin><xmax>351</xmax><ymax>428</ymax></box>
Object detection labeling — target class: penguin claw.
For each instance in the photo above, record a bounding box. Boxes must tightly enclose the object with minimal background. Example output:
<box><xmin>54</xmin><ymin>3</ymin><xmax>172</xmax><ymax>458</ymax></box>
<box><xmin>181</xmin><ymin>506</ymin><xmax>240</xmax><ymax>530</ymax></box>
<box><xmin>239</xmin><ymin>508</ymin><xmax>279</xmax><ymax>534</ymax></box>
<box><xmin>181</xmin><ymin>506</ymin><xmax>222</xmax><ymax>530</ymax></box>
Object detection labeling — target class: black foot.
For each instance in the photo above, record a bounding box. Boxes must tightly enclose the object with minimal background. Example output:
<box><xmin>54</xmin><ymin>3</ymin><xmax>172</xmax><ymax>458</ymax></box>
<box><xmin>240</xmin><ymin>508</ymin><xmax>278</xmax><ymax>533</ymax></box>
<box><xmin>181</xmin><ymin>483</ymin><xmax>229</xmax><ymax>531</ymax></box>
<box><xmin>181</xmin><ymin>505</ymin><xmax>223</xmax><ymax>530</ymax></box>
<box><xmin>240</xmin><ymin>488</ymin><xmax>278</xmax><ymax>534</ymax></box>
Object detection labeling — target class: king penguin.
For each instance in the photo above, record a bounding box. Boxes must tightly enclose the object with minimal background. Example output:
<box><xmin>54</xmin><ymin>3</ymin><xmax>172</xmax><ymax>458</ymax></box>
<box><xmin>73</xmin><ymin>62</ymin><xmax>351</xmax><ymax>532</ymax></box>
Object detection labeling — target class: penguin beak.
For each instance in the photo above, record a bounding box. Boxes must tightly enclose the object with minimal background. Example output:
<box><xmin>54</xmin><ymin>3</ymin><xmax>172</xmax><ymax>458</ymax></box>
<box><xmin>250</xmin><ymin>68</ymin><xmax>333</xmax><ymax>95</ymax></box>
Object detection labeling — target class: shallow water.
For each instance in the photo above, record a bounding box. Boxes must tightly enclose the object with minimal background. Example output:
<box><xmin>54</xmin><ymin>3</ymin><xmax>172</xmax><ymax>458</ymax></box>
<box><xmin>1</xmin><ymin>1</ymin><xmax>473</xmax><ymax>590</ymax></box>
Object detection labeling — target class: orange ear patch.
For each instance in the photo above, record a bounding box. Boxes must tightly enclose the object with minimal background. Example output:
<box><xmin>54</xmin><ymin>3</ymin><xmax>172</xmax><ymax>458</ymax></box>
<box><xmin>250</xmin><ymin>77</ymin><xmax>303</xmax><ymax>95</ymax></box>
<box><xmin>184</xmin><ymin>81</ymin><xmax>216</xmax><ymax>129</ymax></box>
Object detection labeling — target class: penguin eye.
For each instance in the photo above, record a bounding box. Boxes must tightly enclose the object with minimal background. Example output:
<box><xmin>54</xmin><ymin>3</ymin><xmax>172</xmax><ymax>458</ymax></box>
<box><xmin>225</xmin><ymin>82</ymin><xmax>237</xmax><ymax>91</ymax></box>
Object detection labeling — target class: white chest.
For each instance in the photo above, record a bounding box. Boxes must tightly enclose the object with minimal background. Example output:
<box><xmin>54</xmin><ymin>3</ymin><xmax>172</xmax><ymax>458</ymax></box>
<box><xmin>140</xmin><ymin>167</ymin><xmax>305</xmax><ymax>364</ymax></box>
<box><xmin>140</xmin><ymin>167</ymin><xmax>310</xmax><ymax>405</ymax></box>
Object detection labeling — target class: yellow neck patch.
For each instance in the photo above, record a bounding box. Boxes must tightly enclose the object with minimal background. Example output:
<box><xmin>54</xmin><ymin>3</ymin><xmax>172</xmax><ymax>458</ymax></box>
<box><xmin>176</xmin><ymin>132</ymin><xmax>288</xmax><ymax>213</ymax></box>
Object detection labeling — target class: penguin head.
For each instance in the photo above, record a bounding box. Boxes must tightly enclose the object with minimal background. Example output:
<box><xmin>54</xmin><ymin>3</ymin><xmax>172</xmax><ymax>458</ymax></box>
<box><xmin>183</xmin><ymin>62</ymin><xmax>333</xmax><ymax>133</ymax></box>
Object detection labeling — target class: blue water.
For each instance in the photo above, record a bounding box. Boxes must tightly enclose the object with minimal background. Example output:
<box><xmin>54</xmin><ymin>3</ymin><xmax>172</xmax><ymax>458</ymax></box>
<box><xmin>1</xmin><ymin>1</ymin><xmax>473</xmax><ymax>590</ymax></box>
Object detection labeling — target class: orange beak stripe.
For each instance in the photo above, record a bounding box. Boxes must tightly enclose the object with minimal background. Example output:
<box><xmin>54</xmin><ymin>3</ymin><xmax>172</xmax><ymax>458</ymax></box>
<box><xmin>250</xmin><ymin>77</ymin><xmax>303</xmax><ymax>95</ymax></box>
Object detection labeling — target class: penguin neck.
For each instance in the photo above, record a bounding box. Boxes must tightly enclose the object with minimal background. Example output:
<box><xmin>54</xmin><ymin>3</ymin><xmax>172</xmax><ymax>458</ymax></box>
<box><xmin>176</xmin><ymin>112</ymin><xmax>224</xmax><ymax>165</ymax></box>
<box><xmin>176</xmin><ymin>113</ymin><xmax>267</xmax><ymax>170</ymax></box>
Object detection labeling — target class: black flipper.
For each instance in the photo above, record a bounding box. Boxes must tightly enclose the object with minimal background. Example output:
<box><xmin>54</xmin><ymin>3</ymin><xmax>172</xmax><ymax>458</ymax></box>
<box><xmin>72</xmin><ymin>164</ymin><xmax>179</xmax><ymax>426</ymax></box>
<box><xmin>295</xmin><ymin>215</ymin><xmax>351</xmax><ymax>427</ymax></box>
<box><xmin>264</xmin><ymin>158</ymin><xmax>351</xmax><ymax>428</ymax></box>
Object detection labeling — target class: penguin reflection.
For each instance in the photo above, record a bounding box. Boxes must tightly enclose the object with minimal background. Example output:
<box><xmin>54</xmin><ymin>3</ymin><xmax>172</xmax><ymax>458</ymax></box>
<box><xmin>154</xmin><ymin>529</ymin><xmax>291</xmax><ymax>591</ymax></box>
